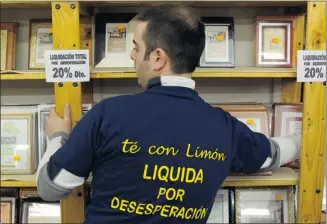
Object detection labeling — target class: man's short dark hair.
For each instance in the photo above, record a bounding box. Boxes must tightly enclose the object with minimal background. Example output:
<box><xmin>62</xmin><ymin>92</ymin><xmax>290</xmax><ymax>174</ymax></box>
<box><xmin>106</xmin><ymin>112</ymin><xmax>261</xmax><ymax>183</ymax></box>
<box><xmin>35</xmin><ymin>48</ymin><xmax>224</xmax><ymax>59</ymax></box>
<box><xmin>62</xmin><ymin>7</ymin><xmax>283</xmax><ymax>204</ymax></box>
<box><xmin>136</xmin><ymin>5</ymin><xmax>205</xmax><ymax>74</ymax></box>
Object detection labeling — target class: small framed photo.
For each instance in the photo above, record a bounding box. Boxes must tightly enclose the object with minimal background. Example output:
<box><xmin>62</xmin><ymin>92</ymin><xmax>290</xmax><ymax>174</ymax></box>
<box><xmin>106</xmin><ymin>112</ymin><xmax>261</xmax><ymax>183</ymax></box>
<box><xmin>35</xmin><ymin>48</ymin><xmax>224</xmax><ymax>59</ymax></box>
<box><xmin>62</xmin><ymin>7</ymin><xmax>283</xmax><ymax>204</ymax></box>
<box><xmin>199</xmin><ymin>17</ymin><xmax>235</xmax><ymax>67</ymax></box>
<box><xmin>235</xmin><ymin>186</ymin><xmax>295</xmax><ymax>223</ymax></box>
<box><xmin>28</xmin><ymin>17</ymin><xmax>92</xmax><ymax>69</ymax></box>
<box><xmin>0</xmin><ymin>197</ymin><xmax>16</xmax><ymax>223</ymax></box>
<box><xmin>272</xmin><ymin>103</ymin><xmax>302</xmax><ymax>137</ymax></box>
<box><xmin>1</xmin><ymin>113</ymin><xmax>34</xmax><ymax>174</ymax></box>
<box><xmin>94</xmin><ymin>13</ymin><xmax>137</xmax><ymax>68</ymax></box>
<box><xmin>37</xmin><ymin>104</ymin><xmax>92</xmax><ymax>163</ymax></box>
<box><xmin>229</xmin><ymin>110</ymin><xmax>270</xmax><ymax>136</ymax></box>
<box><xmin>207</xmin><ymin>189</ymin><xmax>230</xmax><ymax>223</ymax></box>
<box><xmin>1</xmin><ymin>22</ymin><xmax>18</xmax><ymax>71</ymax></box>
<box><xmin>255</xmin><ymin>16</ymin><xmax>294</xmax><ymax>68</ymax></box>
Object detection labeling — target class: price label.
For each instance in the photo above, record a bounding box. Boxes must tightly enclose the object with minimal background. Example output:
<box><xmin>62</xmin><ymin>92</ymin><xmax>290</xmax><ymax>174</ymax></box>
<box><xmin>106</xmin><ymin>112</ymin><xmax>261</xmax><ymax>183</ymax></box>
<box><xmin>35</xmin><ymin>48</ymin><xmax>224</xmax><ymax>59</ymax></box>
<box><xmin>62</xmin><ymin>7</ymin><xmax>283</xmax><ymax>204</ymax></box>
<box><xmin>44</xmin><ymin>49</ymin><xmax>90</xmax><ymax>83</ymax></box>
<box><xmin>297</xmin><ymin>50</ymin><xmax>326</xmax><ymax>82</ymax></box>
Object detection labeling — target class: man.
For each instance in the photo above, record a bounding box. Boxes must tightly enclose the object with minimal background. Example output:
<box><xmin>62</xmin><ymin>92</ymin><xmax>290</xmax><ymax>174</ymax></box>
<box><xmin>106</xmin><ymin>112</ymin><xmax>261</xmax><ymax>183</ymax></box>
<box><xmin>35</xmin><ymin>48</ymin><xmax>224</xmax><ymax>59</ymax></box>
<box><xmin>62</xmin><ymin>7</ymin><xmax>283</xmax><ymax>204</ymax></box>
<box><xmin>36</xmin><ymin>5</ymin><xmax>301</xmax><ymax>224</ymax></box>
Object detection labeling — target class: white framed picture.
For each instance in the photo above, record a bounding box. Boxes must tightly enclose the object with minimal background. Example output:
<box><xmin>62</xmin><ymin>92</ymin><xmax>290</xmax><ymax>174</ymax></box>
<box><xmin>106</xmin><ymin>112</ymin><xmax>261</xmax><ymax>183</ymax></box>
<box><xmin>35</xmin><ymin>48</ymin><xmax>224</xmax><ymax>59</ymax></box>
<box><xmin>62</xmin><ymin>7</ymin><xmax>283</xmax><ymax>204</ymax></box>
<box><xmin>207</xmin><ymin>189</ymin><xmax>230</xmax><ymax>223</ymax></box>
<box><xmin>1</xmin><ymin>113</ymin><xmax>34</xmax><ymax>174</ymax></box>
<box><xmin>235</xmin><ymin>186</ymin><xmax>295</xmax><ymax>223</ymax></box>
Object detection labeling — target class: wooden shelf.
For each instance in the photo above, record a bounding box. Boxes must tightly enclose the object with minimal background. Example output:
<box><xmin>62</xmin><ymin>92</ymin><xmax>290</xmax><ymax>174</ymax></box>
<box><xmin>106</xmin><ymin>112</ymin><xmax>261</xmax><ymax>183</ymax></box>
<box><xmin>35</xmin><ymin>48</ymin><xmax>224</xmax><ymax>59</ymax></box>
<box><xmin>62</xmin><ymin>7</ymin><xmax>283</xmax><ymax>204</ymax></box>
<box><xmin>1</xmin><ymin>167</ymin><xmax>298</xmax><ymax>188</ymax></box>
<box><xmin>1</xmin><ymin>67</ymin><xmax>297</xmax><ymax>80</ymax></box>
<box><xmin>0</xmin><ymin>70</ymin><xmax>45</xmax><ymax>80</ymax></box>
<box><xmin>0</xmin><ymin>0</ymin><xmax>306</xmax><ymax>8</ymax></box>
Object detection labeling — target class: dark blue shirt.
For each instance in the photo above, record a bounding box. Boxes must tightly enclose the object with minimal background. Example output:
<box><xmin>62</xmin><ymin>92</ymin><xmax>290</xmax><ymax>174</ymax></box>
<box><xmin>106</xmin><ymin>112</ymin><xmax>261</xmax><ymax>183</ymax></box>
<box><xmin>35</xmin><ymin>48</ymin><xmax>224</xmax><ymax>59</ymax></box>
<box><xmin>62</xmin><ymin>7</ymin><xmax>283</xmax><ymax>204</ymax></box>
<box><xmin>49</xmin><ymin>77</ymin><xmax>271</xmax><ymax>224</ymax></box>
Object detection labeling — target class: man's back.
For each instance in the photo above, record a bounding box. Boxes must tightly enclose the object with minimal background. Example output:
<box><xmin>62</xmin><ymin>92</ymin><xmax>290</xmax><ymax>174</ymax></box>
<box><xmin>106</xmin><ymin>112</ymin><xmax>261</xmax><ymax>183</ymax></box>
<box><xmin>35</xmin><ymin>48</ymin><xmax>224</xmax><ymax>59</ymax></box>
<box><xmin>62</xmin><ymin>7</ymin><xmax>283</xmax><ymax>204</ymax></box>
<box><xmin>85</xmin><ymin>82</ymin><xmax>248</xmax><ymax>223</ymax></box>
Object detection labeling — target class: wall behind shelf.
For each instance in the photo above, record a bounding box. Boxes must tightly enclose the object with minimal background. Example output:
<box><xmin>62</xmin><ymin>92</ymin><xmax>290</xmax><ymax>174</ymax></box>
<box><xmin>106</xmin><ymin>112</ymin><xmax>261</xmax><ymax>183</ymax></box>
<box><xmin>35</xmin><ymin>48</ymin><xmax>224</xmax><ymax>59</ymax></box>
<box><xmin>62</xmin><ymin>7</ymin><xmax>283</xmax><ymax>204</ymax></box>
<box><xmin>1</xmin><ymin>6</ymin><xmax>288</xmax><ymax>106</ymax></box>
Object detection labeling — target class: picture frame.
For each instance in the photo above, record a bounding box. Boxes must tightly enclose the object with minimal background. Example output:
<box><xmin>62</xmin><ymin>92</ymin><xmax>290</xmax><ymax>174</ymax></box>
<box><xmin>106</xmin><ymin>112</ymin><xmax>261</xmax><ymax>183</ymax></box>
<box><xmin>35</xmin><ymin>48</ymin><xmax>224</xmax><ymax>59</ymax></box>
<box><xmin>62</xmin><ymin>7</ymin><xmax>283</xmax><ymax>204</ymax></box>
<box><xmin>0</xmin><ymin>197</ymin><xmax>16</xmax><ymax>224</ymax></box>
<box><xmin>229</xmin><ymin>110</ymin><xmax>270</xmax><ymax>136</ymax></box>
<box><xmin>272</xmin><ymin>103</ymin><xmax>302</xmax><ymax>137</ymax></box>
<box><xmin>94</xmin><ymin>13</ymin><xmax>137</xmax><ymax>68</ymax></box>
<box><xmin>37</xmin><ymin>104</ymin><xmax>92</xmax><ymax>163</ymax></box>
<box><xmin>207</xmin><ymin>189</ymin><xmax>230</xmax><ymax>223</ymax></box>
<box><xmin>199</xmin><ymin>17</ymin><xmax>235</xmax><ymax>68</ymax></box>
<box><xmin>21</xmin><ymin>197</ymin><xmax>60</xmax><ymax>223</ymax></box>
<box><xmin>272</xmin><ymin>103</ymin><xmax>302</xmax><ymax>168</ymax></box>
<box><xmin>1</xmin><ymin>22</ymin><xmax>18</xmax><ymax>71</ymax></box>
<box><xmin>255</xmin><ymin>16</ymin><xmax>294</xmax><ymax>68</ymax></box>
<box><xmin>1</xmin><ymin>113</ymin><xmax>34</xmax><ymax>174</ymax></box>
<box><xmin>235</xmin><ymin>186</ymin><xmax>295</xmax><ymax>223</ymax></box>
<box><xmin>28</xmin><ymin>17</ymin><xmax>92</xmax><ymax>69</ymax></box>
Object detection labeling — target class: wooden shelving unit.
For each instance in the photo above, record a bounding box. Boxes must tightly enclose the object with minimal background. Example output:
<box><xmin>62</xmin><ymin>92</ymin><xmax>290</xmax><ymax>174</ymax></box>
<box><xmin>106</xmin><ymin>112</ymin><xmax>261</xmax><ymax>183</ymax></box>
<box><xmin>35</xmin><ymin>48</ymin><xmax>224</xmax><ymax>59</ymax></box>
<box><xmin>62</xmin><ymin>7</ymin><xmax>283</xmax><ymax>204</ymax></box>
<box><xmin>0</xmin><ymin>0</ymin><xmax>325</xmax><ymax>223</ymax></box>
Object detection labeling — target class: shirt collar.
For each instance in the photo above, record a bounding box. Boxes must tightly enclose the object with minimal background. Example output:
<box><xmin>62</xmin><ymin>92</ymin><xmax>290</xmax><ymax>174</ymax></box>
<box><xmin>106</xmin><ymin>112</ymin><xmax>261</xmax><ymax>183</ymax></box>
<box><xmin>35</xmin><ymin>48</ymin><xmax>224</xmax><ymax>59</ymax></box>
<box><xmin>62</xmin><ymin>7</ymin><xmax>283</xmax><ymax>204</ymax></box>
<box><xmin>147</xmin><ymin>76</ymin><xmax>195</xmax><ymax>90</ymax></box>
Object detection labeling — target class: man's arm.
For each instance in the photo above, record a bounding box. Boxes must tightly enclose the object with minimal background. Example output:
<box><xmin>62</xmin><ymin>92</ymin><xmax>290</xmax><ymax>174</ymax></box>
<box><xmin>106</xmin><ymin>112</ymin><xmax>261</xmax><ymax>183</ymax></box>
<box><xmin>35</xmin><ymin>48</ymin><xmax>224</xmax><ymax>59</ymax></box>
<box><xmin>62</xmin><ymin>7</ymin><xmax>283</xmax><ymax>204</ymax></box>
<box><xmin>36</xmin><ymin>102</ymin><xmax>104</xmax><ymax>201</ymax></box>
<box><xmin>229</xmin><ymin>114</ymin><xmax>301</xmax><ymax>174</ymax></box>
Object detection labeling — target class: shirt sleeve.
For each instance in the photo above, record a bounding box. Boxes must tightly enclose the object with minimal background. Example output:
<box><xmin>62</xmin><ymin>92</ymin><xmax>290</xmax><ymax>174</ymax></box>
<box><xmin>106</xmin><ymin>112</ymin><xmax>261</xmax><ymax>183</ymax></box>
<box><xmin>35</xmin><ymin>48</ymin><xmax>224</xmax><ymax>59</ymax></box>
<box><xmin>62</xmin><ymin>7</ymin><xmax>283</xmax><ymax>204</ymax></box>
<box><xmin>36</xmin><ymin>102</ymin><xmax>104</xmax><ymax>201</ymax></box>
<box><xmin>229</xmin><ymin>114</ymin><xmax>272</xmax><ymax>174</ymax></box>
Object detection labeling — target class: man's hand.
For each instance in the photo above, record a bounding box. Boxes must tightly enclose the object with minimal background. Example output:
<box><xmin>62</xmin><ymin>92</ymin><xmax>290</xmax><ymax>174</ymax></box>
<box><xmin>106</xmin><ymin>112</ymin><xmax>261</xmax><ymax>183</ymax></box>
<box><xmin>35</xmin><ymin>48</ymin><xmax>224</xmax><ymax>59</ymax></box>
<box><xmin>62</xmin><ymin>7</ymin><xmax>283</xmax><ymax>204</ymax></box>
<box><xmin>46</xmin><ymin>104</ymin><xmax>72</xmax><ymax>137</ymax></box>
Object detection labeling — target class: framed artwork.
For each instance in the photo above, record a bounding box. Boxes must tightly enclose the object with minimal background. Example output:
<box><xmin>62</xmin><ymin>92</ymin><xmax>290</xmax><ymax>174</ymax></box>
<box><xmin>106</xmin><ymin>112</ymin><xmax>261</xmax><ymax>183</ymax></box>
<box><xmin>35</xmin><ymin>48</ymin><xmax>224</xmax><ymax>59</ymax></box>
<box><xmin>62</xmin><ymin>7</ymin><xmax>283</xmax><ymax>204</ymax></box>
<box><xmin>229</xmin><ymin>110</ymin><xmax>270</xmax><ymax>136</ymax></box>
<box><xmin>1</xmin><ymin>22</ymin><xmax>17</xmax><ymax>71</ymax></box>
<box><xmin>28</xmin><ymin>17</ymin><xmax>92</xmax><ymax>69</ymax></box>
<box><xmin>21</xmin><ymin>198</ymin><xmax>60</xmax><ymax>223</ymax></box>
<box><xmin>94</xmin><ymin>13</ymin><xmax>137</xmax><ymax>68</ymax></box>
<box><xmin>207</xmin><ymin>189</ymin><xmax>230</xmax><ymax>223</ymax></box>
<box><xmin>255</xmin><ymin>16</ymin><xmax>294</xmax><ymax>68</ymax></box>
<box><xmin>199</xmin><ymin>17</ymin><xmax>235</xmax><ymax>68</ymax></box>
<box><xmin>235</xmin><ymin>186</ymin><xmax>295</xmax><ymax>223</ymax></box>
<box><xmin>0</xmin><ymin>197</ymin><xmax>16</xmax><ymax>224</ymax></box>
<box><xmin>1</xmin><ymin>113</ymin><xmax>34</xmax><ymax>174</ymax></box>
<box><xmin>37</xmin><ymin>104</ymin><xmax>92</xmax><ymax>163</ymax></box>
<box><xmin>272</xmin><ymin>103</ymin><xmax>302</xmax><ymax>137</ymax></box>
<box><xmin>272</xmin><ymin>103</ymin><xmax>302</xmax><ymax>168</ymax></box>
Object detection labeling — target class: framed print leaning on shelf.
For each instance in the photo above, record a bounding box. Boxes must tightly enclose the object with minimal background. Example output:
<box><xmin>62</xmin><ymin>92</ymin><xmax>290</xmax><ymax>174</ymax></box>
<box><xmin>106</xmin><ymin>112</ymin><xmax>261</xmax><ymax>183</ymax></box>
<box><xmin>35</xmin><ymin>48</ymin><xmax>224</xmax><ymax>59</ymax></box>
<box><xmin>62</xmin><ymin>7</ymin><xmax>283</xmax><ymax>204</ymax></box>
<box><xmin>229</xmin><ymin>110</ymin><xmax>270</xmax><ymax>136</ymax></box>
<box><xmin>272</xmin><ymin>103</ymin><xmax>302</xmax><ymax>137</ymax></box>
<box><xmin>255</xmin><ymin>16</ymin><xmax>294</xmax><ymax>68</ymax></box>
<box><xmin>94</xmin><ymin>13</ymin><xmax>137</xmax><ymax>68</ymax></box>
<box><xmin>21</xmin><ymin>197</ymin><xmax>60</xmax><ymax>223</ymax></box>
<box><xmin>1</xmin><ymin>113</ymin><xmax>34</xmax><ymax>174</ymax></box>
<box><xmin>37</xmin><ymin>104</ymin><xmax>92</xmax><ymax>163</ymax></box>
<box><xmin>199</xmin><ymin>17</ymin><xmax>235</xmax><ymax>67</ymax></box>
<box><xmin>28</xmin><ymin>17</ymin><xmax>92</xmax><ymax>69</ymax></box>
<box><xmin>272</xmin><ymin>103</ymin><xmax>302</xmax><ymax>168</ymax></box>
<box><xmin>235</xmin><ymin>186</ymin><xmax>295</xmax><ymax>223</ymax></box>
<box><xmin>1</xmin><ymin>197</ymin><xmax>16</xmax><ymax>224</ymax></box>
<box><xmin>0</xmin><ymin>22</ymin><xmax>17</xmax><ymax>71</ymax></box>
<box><xmin>207</xmin><ymin>189</ymin><xmax>230</xmax><ymax>223</ymax></box>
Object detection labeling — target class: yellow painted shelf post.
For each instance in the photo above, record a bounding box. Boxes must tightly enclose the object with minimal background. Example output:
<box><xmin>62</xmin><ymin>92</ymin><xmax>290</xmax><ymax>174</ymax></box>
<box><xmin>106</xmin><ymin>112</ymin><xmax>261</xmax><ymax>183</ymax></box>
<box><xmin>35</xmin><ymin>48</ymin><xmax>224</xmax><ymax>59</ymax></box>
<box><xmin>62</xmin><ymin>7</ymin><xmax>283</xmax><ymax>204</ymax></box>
<box><xmin>51</xmin><ymin>2</ymin><xmax>85</xmax><ymax>223</ymax></box>
<box><xmin>297</xmin><ymin>2</ymin><xmax>326</xmax><ymax>223</ymax></box>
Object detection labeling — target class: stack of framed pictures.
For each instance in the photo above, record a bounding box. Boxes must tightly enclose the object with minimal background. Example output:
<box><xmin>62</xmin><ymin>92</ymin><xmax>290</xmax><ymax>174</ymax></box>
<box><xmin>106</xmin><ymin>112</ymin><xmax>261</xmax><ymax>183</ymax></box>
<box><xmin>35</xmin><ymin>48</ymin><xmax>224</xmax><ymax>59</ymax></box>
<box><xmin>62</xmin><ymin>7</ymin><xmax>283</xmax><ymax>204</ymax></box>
<box><xmin>272</xmin><ymin>103</ymin><xmax>302</xmax><ymax>168</ymax></box>
<box><xmin>0</xmin><ymin>22</ymin><xmax>17</xmax><ymax>71</ymax></box>
<box><xmin>1</xmin><ymin>197</ymin><xmax>16</xmax><ymax>223</ymax></box>
<box><xmin>0</xmin><ymin>188</ymin><xmax>18</xmax><ymax>224</ymax></box>
<box><xmin>37</xmin><ymin>104</ymin><xmax>92</xmax><ymax>165</ymax></box>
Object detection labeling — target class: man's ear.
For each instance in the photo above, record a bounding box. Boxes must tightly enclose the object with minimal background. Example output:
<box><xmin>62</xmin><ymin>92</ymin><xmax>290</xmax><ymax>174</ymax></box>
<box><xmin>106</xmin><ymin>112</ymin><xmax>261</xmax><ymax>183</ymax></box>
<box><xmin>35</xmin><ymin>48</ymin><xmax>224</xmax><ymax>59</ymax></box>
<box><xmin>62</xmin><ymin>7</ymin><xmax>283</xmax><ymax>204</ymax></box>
<box><xmin>152</xmin><ymin>48</ymin><xmax>167</xmax><ymax>71</ymax></box>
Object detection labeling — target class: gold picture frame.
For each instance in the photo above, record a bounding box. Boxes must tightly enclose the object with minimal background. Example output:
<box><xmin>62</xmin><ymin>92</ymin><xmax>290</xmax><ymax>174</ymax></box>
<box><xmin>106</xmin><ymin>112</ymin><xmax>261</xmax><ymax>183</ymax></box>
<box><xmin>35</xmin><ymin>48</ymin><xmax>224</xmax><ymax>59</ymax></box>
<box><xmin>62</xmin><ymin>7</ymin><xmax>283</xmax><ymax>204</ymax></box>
<box><xmin>28</xmin><ymin>17</ymin><xmax>92</xmax><ymax>69</ymax></box>
<box><xmin>0</xmin><ymin>22</ymin><xmax>18</xmax><ymax>71</ymax></box>
<box><xmin>235</xmin><ymin>186</ymin><xmax>295</xmax><ymax>223</ymax></box>
<box><xmin>0</xmin><ymin>197</ymin><xmax>16</xmax><ymax>224</ymax></box>
<box><xmin>1</xmin><ymin>113</ymin><xmax>34</xmax><ymax>174</ymax></box>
